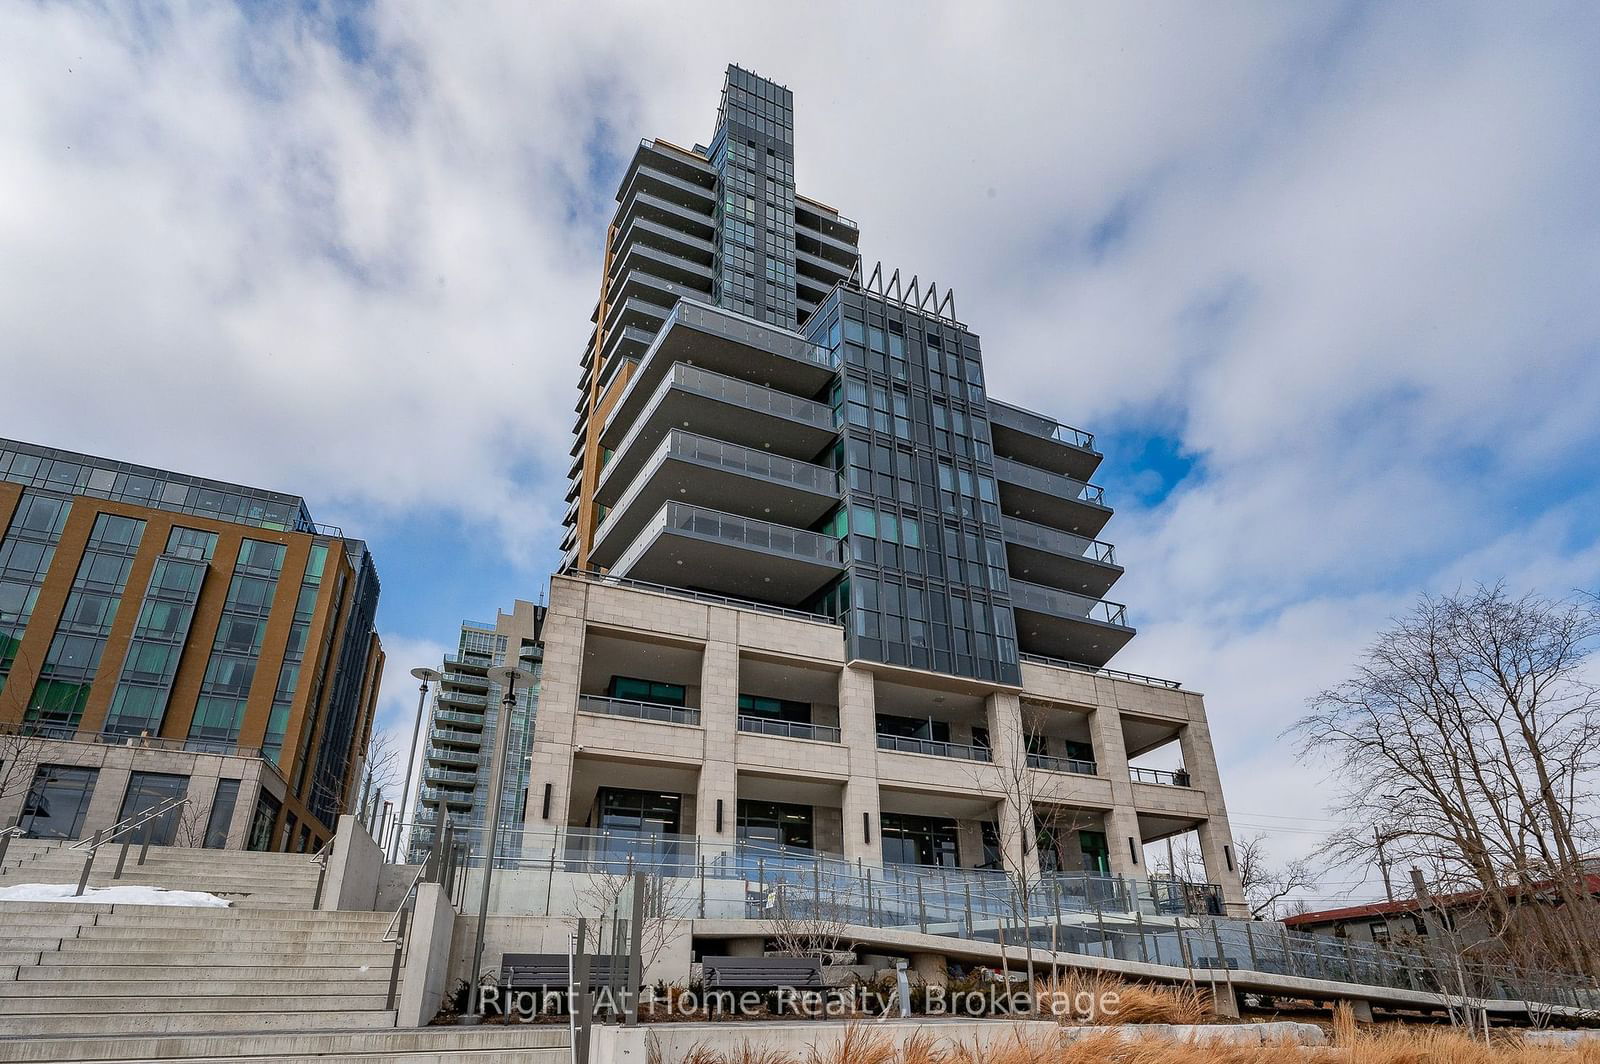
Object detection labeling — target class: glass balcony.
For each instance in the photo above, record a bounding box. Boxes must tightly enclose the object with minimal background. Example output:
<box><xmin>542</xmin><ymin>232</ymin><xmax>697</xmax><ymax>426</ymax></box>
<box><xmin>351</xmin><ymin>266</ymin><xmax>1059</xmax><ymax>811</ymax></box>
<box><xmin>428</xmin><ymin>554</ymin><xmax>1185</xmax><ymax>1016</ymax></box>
<box><xmin>1010</xmin><ymin>579</ymin><xmax>1129</xmax><ymax>628</ymax></box>
<box><xmin>988</xmin><ymin>399</ymin><xmax>1097</xmax><ymax>451</ymax></box>
<box><xmin>591</xmin><ymin>432</ymin><xmax>840</xmax><ymax>566</ymax></box>
<box><xmin>738</xmin><ymin>715</ymin><xmax>842</xmax><ymax>744</ymax></box>
<box><xmin>1026</xmin><ymin>752</ymin><xmax>1097</xmax><ymax>776</ymax></box>
<box><xmin>1131</xmin><ymin>767</ymin><xmax>1192</xmax><ymax>788</ymax></box>
<box><xmin>578</xmin><ymin>693</ymin><xmax>701</xmax><ymax>727</ymax></box>
<box><xmin>1010</xmin><ymin>578</ymin><xmax>1136</xmax><ymax>669</ymax></box>
<box><xmin>433</xmin><ymin>709</ymin><xmax>485</xmax><ymax>728</ymax></box>
<box><xmin>876</xmin><ymin>733</ymin><xmax>993</xmax><ymax>763</ymax></box>
<box><xmin>424</xmin><ymin>766</ymin><xmax>480</xmax><ymax>786</ymax></box>
<box><xmin>1001</xmin><ymin>516</ymin><xmax>1122</xmax><ymax>598</ymax></box>
<box><xmin>607</xmin><ymin>502</ymin><xmax>846</xmax><ymax>607</ymax></box>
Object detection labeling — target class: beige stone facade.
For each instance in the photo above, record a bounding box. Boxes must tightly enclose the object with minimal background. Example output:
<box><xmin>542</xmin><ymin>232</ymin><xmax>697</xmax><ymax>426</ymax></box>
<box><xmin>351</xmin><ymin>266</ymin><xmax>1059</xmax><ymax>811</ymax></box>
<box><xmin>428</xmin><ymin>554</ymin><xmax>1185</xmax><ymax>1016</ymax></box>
<box><xmin>521</xmin><ymin>573</ymin><xmax>1247</xmax><ymax>916</ymax></box>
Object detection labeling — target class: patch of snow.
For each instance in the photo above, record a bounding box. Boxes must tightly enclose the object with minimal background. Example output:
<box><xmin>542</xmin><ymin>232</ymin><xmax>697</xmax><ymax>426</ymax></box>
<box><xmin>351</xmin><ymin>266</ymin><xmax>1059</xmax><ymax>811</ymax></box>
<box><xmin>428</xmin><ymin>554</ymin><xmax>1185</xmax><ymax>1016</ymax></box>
<box><xmin>0</xmin><ymin>883</ymin><xmax>232</xmax><ymax>907</ymax></box>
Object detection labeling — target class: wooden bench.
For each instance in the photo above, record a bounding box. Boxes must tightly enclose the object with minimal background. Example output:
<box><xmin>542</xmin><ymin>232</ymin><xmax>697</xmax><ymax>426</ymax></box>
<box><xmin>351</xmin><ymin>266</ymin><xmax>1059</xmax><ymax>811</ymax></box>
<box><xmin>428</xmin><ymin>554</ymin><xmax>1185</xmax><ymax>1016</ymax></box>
<box><xmin>701</xmin><ymin>955</ymin><xmax>825</xmax><ymax>991</ymax></box>
<box><xmin>500</xmin><ymin>952</ymin><xmax>621</xmax><ymax>992</ymax></box>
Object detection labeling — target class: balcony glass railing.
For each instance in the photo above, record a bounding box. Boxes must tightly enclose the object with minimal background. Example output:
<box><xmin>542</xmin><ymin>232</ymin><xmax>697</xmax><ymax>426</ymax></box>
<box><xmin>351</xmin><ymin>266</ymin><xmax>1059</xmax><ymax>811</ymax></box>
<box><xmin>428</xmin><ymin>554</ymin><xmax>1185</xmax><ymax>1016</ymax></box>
<box><xmin>1018</xmin><ymin>652</ymin><xmax>1182</xmax><ymax>690</ymax></box>
<box><xmin>674</xmin><ymin>300</ymin><xmax>838</xmax><ymax>371</ymax></box>
<box><xmin>1131</xmin><ymin>766</ymin><xmax>1192</xmax><ymax>787</ymax></box>
<box><xmin>992</xmin><ymin>457</ymin><xmax>1107</xmax><ymax>507</ymax></box>
<box><xmin>670</xmin><ymin>363</ymin><xmax>835</xmax><ymax>430</ymax></box>
<box><xmin>738</xmin><ymin>715</ymin><xmax>842</xmax><ymax>744</ymax></box>
<box><xmin>611</xmin><ymin>502</ymin><xmax>846</xmax><ymax>579</ymax></box>
<box><xmin>988</xmin><ymin>400</ymin><xmax>1097</xmax><ymax>452</ymax></box>
<box><xmin>1000</xmin><ymin>516</ymin><xmax>1117</xmax><ymax>566</ymax></box>
<box><xmin>564</xmin><ymin>570</ymin><xmax>840</xmax><ymax>626</ymax></box>
<box><xmin>439</xmin><ymin>691</ymin><xmax>489</xmax><ymax>707</ymax></box>
<box><xmin>433</xmin><ymin>709</ymin><xmax>485</xmax><ymax>727</ymax></box>
<box><xmin>1009</xmin><ymin>579</ymin><xmax>1131</xmax><ymax>628</ymax></box>
<box><xmin>666</xmin><ymin>430</ymin><xmax>840</xmax><ymax>495</ymax></box>
<box><xmin>1026</xmin><ymin>752</ymin><xmax>1097</xmax><ymax>775</ymax></box>
<box><xmin>578</xmin><ymin>693</ymin><xmax>702</xmax><ymax>727</ymax></box>
<box><xmin>429</xmin><ymin>726</ymin><xmax>481</xmax><ymax>745</ymax></box>
<box><xmin>424</xmin><ymin>766</ymin><xmax>480</xmax><ymax>786</ymax></box>
<box><xmin>876</xmin><ymin>733</ymin><xmax>993</xmax><ymax>762</ymax></box>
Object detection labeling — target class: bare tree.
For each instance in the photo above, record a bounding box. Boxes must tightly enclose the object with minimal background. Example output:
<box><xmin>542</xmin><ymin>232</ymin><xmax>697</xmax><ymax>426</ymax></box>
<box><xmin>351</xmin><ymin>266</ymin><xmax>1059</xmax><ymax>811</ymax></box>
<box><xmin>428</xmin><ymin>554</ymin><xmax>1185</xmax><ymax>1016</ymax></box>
<box><xmin>1292</xmin><ymin>584</ymin><xmax>1600</xmax><ymax>979</ymax></box>
<box><xmin>0</xmin><ymin>729</ymin><xmax>42</xmax><ymax>821</ymax></box>
<box><xmin>169</xmin><ymin>802</ymin><xmax>210</xmax><ymax>848</ymax></box>
<box><xmin>767</xmin><ymin>863</ymin><xmax>857</xmax><ymax>963</ymax></box>
<box><xmin>1235</xmin><ymin>835</ymin><xmax>1319</xmax><ymax>919</ymax></box>
<box><xmin>355</xmin><ymin>728</ymin><xmax>404</xmax><ymax>819</ymax></box>
<box><xmin>571</xmin><ymin>864</ymin><xmax>690</xmax><ymax>980</ymax></box>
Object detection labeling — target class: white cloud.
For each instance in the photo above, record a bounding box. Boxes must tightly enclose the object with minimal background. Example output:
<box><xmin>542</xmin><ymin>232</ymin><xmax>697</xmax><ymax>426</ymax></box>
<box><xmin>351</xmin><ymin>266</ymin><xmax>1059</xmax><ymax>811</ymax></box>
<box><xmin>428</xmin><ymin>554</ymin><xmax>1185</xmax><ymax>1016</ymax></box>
<box><xmin>3</xmin><ymin>3</ymin><xmax>1598</xmax><ymax>892</ymax></box>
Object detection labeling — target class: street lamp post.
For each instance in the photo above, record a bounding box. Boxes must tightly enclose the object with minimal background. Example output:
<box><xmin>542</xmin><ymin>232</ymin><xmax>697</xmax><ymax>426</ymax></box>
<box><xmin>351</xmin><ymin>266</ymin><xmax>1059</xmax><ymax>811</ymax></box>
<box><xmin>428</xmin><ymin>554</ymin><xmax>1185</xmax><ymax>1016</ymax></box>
<box><xmin>463</xmin><ymin>663</ymin><xmax>527</xmax><ymax>1023</ymax></box>
<box><xmin>396</xmin><ymin>667</ymin><xmax>442</xmax><ymax>863</ymax></box>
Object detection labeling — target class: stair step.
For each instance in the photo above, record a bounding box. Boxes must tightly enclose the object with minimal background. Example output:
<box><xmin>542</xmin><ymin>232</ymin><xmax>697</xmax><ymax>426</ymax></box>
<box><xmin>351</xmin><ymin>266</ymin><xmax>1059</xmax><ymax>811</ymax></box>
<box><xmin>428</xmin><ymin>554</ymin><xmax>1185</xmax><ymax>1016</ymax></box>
<box><xmin>1</xmin><ymin>978</ymin><xmax>398</xmax><ymax>998</ymax></box>
<box><xmin>0</xmin><ymin>1009</ymin><xmax>399</xmax><ymax>1037</ymax></box>
<box><xmin>0</xmin><ymin>994</ymin><xmax>394</xmax><ymax>1015</ymax></box>
<box><xmin>20</xmin><ymin>963</ymin><xmax>395</xmax><ymax>981</ymax></box>
<box><xmin>73</xmin><ymin>926</ymin><xmax>387</xmax><ymax>944</ymax></box>
<box><xmin>0</xmin><ymin>1025</ymin><xmax>568</xmax><ymax>1063</ymax></box>
<box><xmin>117</xmin><ymin>1052</ymin><xmax>569</xmax><ymax>1064</ymax></box>
<box><xmin>27</xmin><ymin>948</ymin><xmax>397</xmax><ymax>966</ymax></box>
<box><xmin>51</xmin><ymin>941</ymin><xmax>394</xmax><ymax>959</ymax></box>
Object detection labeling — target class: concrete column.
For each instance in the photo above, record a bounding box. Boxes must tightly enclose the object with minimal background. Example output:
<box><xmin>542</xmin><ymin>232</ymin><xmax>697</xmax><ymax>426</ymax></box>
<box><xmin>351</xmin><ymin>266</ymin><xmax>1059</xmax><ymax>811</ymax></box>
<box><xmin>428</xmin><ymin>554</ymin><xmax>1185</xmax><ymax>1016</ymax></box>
<box><xmin>985</xmin><ymin>692</ymin><xmax>1039</xmax><ymax>882</ymax></box>
<box><xmin>1088</xmin><ymin>700</ymin><xmax>1146</xmax><ymax>885</ymax></box>
<box><xmin>837</xmin><ymin>665</ymin><xmax>881</xmax><ymax>865</ymax></box>
<box><xmin>1179</xmin><ymin>713</ymin><xmax>1248</xmax><ymax>916</ymax></box>
<box><xmin>521</xmin><ymin>580</ymin><xmax>586</xmax><ymax>858</ymax></box>
<box><xmin>397</xmin><ymin>881</ymin><xmax>456</xmax><ymax>1026</ymax></box>
<box><xmin>695</xmin><ymin>614</ymin><xmax>740</xmax><ymax>845</ymax></box>
<box><xmin>910</xmin><ymin>952</ymin><xmax>948</xmax><ymax>987</ymax></box>
<box><xmin>723</xmin><ymin>936</ymin><xmax>767</xmax><ymax>956</ymax></box>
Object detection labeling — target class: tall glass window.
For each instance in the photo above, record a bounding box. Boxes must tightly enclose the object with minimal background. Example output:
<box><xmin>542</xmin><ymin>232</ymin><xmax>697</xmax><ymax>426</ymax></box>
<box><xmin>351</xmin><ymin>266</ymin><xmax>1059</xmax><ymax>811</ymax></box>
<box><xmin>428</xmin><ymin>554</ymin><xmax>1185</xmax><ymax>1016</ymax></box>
<box><xmin>116</xmin><ymin>771</ymin><xmax>189</xmax><ymax>846</ymax></box>
<box><xmin>102</xmin><ymin>527</ymin><xmax>216</xmax><ymax>738</ymax></box>
<box><xmin>188</xmin><ymin>538</ymin><xmax>285</xmax><ymax>749</ymax></box>
<box><xmin>0</xmin><ymin>492</ymin><xmax>73</xmax><ymax>694</ymax></box>
<box><xmin>23</xmin><ymin>512</ymin><xmax>146</xmax><ymax>733</ymax></box>
<box><xmin>204</xmin><ymin>778</ymin><xmax>241</xmax><ymax>848</ymax></box>
<box><xmin>19</xmin><ymin>764</ymin><xmax>98</xmax><ymax>839</ymax></box>
<box><xmin>880</xmin><ymin>812</ymin><xmax>960</xmax><ymax>868</ymax></box>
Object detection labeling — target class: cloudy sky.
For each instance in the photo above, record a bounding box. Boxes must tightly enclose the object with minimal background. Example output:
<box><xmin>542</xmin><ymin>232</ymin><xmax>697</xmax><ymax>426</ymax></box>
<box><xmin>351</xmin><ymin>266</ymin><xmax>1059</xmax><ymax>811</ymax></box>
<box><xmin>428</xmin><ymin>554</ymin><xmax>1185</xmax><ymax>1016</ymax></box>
<box><xmin>5</xmin><ymin>2</ymin><xmax>1598</xmax><ymax>905</ymax></box>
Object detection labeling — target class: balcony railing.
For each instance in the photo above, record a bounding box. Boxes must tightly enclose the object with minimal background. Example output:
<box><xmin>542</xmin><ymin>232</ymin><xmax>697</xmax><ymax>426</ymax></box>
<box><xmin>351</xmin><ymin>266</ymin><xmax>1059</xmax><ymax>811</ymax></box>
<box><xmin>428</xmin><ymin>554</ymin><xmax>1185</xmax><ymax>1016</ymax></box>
<box><xmin>1017</xmin><ymin>652</ymin><xmax>1183</xmax><ymax>691</ymax></box>
<box><xmin>433</xmin><ymin>709</ymin><xmax>485</xmax><ymax>728</ymax></box>
<box><xmin>1009</xmin><ymin>579</ymin><xmax>1131</xmax><ymax>628</ymax></box>
<box><xmin>429</xmin><ymin>726</ymin><xmax>481</xmax><ymax>746</ymax></box>
<box><xmin>992</xmin><ymin>457</ymin><xmax>1107</xmax><ymax>507</ymax></box>
<box><xmin>578</xmin><ymin>693</ymin><xmax>701</xmax><ymax>727</ymax></box>
<box><xmin>988</xmin><ymin>400</ymin><xmax>1097</xmax><ymax>452</ymax></box>
<box><xmin>424</xmin><ymin>766</ymin><xmax>480</xmax><ymax>786</ymax></box>
<box><xmin>1000</xmin><ymin>516</ymin><xmax>1117</xmax><ymax>566</ymax></box>
<box><xmin>876</xmin><ymin>733</ymin><xmax>993</xmax><ymax>762</ymax></box>
<box><xmin>1026</xmin><ymin>752</ymin><xmax>1097</xmax><ymax>776</ymax></box>
<box><xmin>438</xmin><ymin>691</ymin><xmax>489</xmax><ymax>707</ymax></box>
<box><xmin>738</xmin><ymin>715</ymin><xmax>842</xmax><ymax>744</ymax></box>
<box><xmin>1131</xmin><ymin>766</ymin><xmax>1192</xmax><ymax>787</ymax></box>
<box><xmin>611</xmin><ymin>502</ymin><xmax>845</xmax><ymax>579</ymax></box>
<box><xmin>441</xmin><ymin>671</ymin><xmax>489</xmax><ymax>689</ymax></box>
<box><xmin>671</xmin><ymin>363</ymin><xmax>835</xmax><ymax>430</ymax></box>
<box><xmin>564</xmin><ymin>570</ymin><xmax>841</xmax><ymax>626</ymax></box>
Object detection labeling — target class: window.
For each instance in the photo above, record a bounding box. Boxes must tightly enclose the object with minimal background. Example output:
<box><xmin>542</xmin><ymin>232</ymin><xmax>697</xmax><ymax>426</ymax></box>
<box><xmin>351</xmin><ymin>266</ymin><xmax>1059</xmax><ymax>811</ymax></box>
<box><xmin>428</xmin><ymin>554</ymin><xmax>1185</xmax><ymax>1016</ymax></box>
<box><xmin>246</xmin><ymin>791</ymin><xmax>281</xmax><ymax>851</ymax></box>
<box><xmin>737</xmin><ymin>693</ymin><xmax>811</xmax><ymax>724</ymax></box>
<box><xmin>880</xmin><ymin>812</ymin><xmax>960</xmax><ymax>867</ymax></box>
<box><xmin>20</xmin><ymin>765</ymin><xmax>98</xmax><ymax>839</ymax></box>
<box><xmin>204</xmin><ymin>778</ymin><xmax>240</xmax><ymax>848</ymax></box>
<box><xmin>116</xmin><ymin>771</ymin><xmax>189</xmax><ymax>846</ymax></box>
<box><xmin>606</xmin><ymin>676</ymin><xmax>686</xmax><ymax>707</ymax></box>
<box><xmin>737</xmin><ymin>799</ymin><xmax>813</xmax><ymax>849</ymax></box>
<box><xmin>596</xmin><ymin>787</ymin><xmax>682</xmax><ymax>835</ymax></box>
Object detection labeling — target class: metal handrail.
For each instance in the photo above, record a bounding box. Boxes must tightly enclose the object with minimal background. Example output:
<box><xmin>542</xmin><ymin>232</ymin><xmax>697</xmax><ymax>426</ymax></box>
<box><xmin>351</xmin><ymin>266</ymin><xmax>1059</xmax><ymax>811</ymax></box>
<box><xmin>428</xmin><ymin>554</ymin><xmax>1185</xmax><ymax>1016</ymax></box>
<box><xmin>68</xmin><ymin>793</ymin><xmax>188</xmax><ymax>852</ymax></box>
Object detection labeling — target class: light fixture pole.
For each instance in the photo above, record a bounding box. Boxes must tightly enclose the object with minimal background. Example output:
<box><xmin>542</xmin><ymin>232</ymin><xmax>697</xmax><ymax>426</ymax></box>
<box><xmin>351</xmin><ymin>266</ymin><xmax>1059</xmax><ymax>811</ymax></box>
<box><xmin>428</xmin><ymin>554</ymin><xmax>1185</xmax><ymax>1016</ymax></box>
<box><xmin>395</xmin><ymin>667</ymin><xmax>442</xmax><ymax>863</ymax></box>
<box><xmin>464</xmin><ymin>663</ymin><xmax>527</xmax><ymax>1022</ymax></box>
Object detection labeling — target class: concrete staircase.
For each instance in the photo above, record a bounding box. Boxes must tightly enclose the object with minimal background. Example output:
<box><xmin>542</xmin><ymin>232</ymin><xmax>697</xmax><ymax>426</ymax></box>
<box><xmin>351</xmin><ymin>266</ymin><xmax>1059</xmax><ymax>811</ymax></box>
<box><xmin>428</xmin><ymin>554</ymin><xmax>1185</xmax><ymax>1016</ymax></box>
<box><xmin>0</xmin><ymin>841</ymin><xmax>571</xmax><ymax>1061</ymax></box>
<box><xmin>0</xmin><ymin>839</ymin><xmax>326</xmax><ymax>909</ymax></box>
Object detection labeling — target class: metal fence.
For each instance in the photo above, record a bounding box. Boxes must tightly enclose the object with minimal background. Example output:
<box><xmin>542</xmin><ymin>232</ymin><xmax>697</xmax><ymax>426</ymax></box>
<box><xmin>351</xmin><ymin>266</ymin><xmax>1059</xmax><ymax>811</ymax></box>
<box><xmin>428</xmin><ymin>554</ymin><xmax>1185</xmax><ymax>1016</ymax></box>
<box><xmin>425</xmin><ymin>825</ymin><xmax>1597</xmax><ymax>1012</ymax></box>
